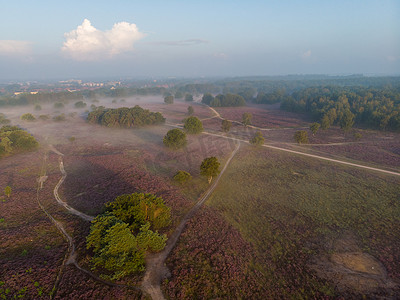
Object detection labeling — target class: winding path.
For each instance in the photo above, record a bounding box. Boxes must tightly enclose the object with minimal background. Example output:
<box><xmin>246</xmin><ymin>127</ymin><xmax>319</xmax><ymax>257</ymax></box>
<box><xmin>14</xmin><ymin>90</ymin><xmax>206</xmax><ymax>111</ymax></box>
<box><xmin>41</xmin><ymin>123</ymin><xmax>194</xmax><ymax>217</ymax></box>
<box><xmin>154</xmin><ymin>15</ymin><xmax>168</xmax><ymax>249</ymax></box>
<box><xmin>141</xmin><ymin>142</ymin><xmax>241</xmax><ymax>300</ymax></box>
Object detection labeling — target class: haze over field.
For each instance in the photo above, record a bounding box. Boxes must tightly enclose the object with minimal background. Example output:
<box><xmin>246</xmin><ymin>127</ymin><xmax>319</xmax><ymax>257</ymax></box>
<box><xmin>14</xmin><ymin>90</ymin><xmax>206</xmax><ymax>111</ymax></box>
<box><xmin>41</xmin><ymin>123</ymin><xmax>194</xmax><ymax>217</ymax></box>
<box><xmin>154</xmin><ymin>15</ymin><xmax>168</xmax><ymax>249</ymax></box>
<box><xmin>0</xmin><ymin>0</ymin><xmax>399</xmax><ymax>80</ymax></box>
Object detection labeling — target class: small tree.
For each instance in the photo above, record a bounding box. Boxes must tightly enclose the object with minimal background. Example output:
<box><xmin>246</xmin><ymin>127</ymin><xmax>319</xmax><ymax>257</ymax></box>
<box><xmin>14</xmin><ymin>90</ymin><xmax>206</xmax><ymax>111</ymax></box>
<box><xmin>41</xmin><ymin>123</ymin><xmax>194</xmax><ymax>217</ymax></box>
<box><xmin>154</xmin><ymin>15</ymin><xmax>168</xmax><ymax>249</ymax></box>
<box><xmin>353</xmin><ymin>132</ymin><xmax>362</xmax><ymax>140</ymax></box>
<box><xmin>200</xmin><ymin>157</ymin><xmax>220</xmax><ymax>184</ymax></box>
<box><xmin>185</xmin><ymin>94</ymin><xmax>194</xmax><ymax>102</ymax></box>
<box><xmin>187</xmin><ymin>106</ymin><xmax>194</xmax><ymax>115</ymax></box>
<box><xmin>173</xmin><ymin>170</ymin><xmax>192</xmax><ymax>184</ymax></box>
<box><xmin>242</xmin><ymin>112</ymin><xmax>252</xmax><ymax>126</ymax></box>
<box><xmin>68</xmin><ymin>136</ymin><xmax>76</xmax><ymax>143</ymax></box>
<box><xmin>34</xmin><ymin>104</ymin><xmax>42</xmax><ymax>111</ymax></box>
<box><xmin>250</xmin><ymin>131</ymin><xmax>265</xmax><ymax>146</ymax></box>
<box><xmin>184</xmin><ymin>116</ymin><xmax>203</xmax><ymax>134</ymax></box>
<box><xmin>54</xmin><ymin>102</ymin><xmax>64</xmax><ymax>109</ymax></box>
<box><xmin>221</xmin><ymin>119</ymin><xmax>232</xmax><ymax>132</ymax></box>
<box><xmin>20</xmin><ymin>113</ymin><xmax>36</xmax><ymax>121</ymax></box>
<box><xmin>163</xmin><ymin>129</ymin><xmax>187</xmax><ymax>149</ymax></box>
<box><xmin>4</xmin><ymin>186</ymin><xmax>11</xmax><ymax>198</ymax></box>
<box><xmin>310</xmin><ymin>122</ymin><xmax>320</xmax><ymax>135</ymax></box>
<box><xmin>164</xmin><ymin>95</ymin><xmax>174</xmax><ymax>104</ymax></box>
<box><xmin>294</xmin><ymin>131</ymin><xmax>309</xmax><ymax>144</ymax></box>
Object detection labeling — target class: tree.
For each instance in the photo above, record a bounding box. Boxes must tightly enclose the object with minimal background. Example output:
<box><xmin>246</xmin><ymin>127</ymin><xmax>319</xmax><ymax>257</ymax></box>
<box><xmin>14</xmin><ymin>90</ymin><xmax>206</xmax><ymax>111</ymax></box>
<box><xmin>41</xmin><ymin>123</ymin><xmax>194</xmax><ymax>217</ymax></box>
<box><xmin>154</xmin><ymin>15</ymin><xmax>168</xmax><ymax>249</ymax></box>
<box><xmin>201</xmin><ymin>93</ymin><xmax>214</xmax><ymax>105</ymax></box>
<box><xmin>173</xmin><ymin>170</ymin><xmax>192</xmax><ymax>184</ymax></box>
<box><xmin>310</xmin><ymin>122</ymin><xmax>320</xmax><ymax>135</ymax></box>
<box><xmin>340</xmin><ymin>109</ymin><xmax>355</xmax><ymax>132</ymax></box>
<box><xmin>20</xmin><ymin>113</ymin><xmax>36</xmax><ymax>121</ymax></box>
<box><xmin>200</xmin><ymin>157</ymin><xmax>220</xmax><ymax>184</ymax></box>
<box><xmin>4</xmin><ymin>186</ymin><xmax>11</xmax><ymax>198</ymax></box>
<box><xmin>250</xmin><ymin>131</ymin><xmax>265</xmax><ymax>146</ymax></box>
<box><xmin>187</xmin><ymin>105</ymin><xmax>194</xmax><ymax>115</ymax></box>
<box><xmin>163</xmin><ymin>129</ymin><xmax>187</xmax><ymax>149</ymax></box>
<box><xmin>54</xmin><ymin>102</ymin><xmax>64</xmax><ymax>109</ymax></box>
<box><xmin>294</xmin><ymin>131</ymin><xmax>309</xmax><ymax>144</ymax></box>
<box><xmin>185</xmin><ymin>94</ymin><xmax>194</xmax><ymax>102</ymax></box>
<box><xmin>321</xmin><ymin>115</ymin><xmax>330</xmax><ymax>130</ymax></box>
<box><xmin>164</xmin><ymin>95</ymin><xmax>174</xmax><ymax>104</ymax></box>
<box><xmin>86</xmin><ymin>193</ymin><xmax>170</xmax><ymax>280</ymax></box>
<box><xmin>242</xmin><ymin>112</ymin><xmax>252</xmax><ymax>126</ymax></box>
<box><xmin>184</xmin><ymin>116</ymin><xmax>203</xmax><ymax>134</ymax></box>
<box><xmin>34</xmin><ymin>104</ymin><xmax>42</xmax><ymax>111</ymax></box>
<box><xmin>74</xmin><ymin>101</ymin><xmax>87</xmax><ymax>108</ymax></box>
<box><xmin>221</xmin><ymin>119</ymin><xmax>232</xmax><ymax>132</ymax></box>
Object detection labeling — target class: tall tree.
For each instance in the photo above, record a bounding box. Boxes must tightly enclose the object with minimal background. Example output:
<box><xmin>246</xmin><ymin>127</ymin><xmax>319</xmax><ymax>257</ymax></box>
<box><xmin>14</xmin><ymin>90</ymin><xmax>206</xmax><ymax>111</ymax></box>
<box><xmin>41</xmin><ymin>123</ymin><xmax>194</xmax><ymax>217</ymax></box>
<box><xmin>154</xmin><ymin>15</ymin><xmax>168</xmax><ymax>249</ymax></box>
<box><xmin>200</xmin><ymin>157</ymin><xmax>220</xmax><ymax>184</ymax></box>
<box><xmin>164</xmin><ymin>95</ymin><xmax>174</xmax><ymax>104</ymax></box>
<box><xmin>187</xmin><ymin>105</ymin><xmax>194</xmax><ymax>115</ymax></box>
<box><xmin>340</xmin><ymin>109</ymin><xmax>355</xmax><ymax>132</ymax></box>
<box><xmin>294</xmin><ymin>131</ymin><xmax>309</xmax><ymax>144</ymax></box>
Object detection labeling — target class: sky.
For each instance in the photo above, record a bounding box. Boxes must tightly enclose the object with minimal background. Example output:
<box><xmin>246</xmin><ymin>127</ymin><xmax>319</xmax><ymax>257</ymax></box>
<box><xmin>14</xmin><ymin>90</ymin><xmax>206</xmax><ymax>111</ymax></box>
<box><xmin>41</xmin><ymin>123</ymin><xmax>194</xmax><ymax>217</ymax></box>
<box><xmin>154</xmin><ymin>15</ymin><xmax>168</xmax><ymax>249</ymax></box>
<box><xmin>0</xmin><ymin>0</ymin><xmax>399</xmax><ymax>80</ymax></box>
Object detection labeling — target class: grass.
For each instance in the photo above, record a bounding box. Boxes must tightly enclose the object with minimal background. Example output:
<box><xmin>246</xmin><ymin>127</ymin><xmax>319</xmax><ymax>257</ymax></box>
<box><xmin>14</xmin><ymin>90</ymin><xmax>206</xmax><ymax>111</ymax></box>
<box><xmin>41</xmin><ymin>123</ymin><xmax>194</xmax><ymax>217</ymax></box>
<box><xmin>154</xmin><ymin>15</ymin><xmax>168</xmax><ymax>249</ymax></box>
<box><xmin>206</xmin><ymin>144</ymin><xmax>400</xmax><ymax>297</ymax></box>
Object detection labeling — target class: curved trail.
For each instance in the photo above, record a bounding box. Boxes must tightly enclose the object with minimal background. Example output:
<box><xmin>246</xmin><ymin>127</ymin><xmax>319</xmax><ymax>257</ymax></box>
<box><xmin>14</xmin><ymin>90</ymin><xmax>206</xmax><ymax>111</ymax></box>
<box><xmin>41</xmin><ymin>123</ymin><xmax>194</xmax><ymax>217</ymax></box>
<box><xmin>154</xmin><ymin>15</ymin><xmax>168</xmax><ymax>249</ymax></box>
<box><xmin>53</xmin><ymin>157</ymin><xmax>94</xmax><ymax>222</ymax></box>
<box><xmin>37</xmin><ymin>146</ymin><xmax>141</xmax><ymax>298</ymax></box>
<box><xmin>167</xmin><ymin>106</ymin><xmax>400</xmax><ymax>177</ymax></box>
<box><xmin>141</xmin><ymin>142</ymin><xmax>241</xmax><ymax>300</ymax></box>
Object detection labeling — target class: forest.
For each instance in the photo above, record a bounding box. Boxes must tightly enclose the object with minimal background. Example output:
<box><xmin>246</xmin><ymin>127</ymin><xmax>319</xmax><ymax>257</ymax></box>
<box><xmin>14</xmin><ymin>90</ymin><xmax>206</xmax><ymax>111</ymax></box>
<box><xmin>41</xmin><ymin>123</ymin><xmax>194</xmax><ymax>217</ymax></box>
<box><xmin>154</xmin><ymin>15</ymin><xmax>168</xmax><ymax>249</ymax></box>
<box><xmin>87</xmin><ymin>105</ymin><xmax>165</xmax><ymax>128</ymax></box>
<box><xmin>280</xmin><ymin>85</ymin><xmax>400</xmax><ymax>131</ymax></box>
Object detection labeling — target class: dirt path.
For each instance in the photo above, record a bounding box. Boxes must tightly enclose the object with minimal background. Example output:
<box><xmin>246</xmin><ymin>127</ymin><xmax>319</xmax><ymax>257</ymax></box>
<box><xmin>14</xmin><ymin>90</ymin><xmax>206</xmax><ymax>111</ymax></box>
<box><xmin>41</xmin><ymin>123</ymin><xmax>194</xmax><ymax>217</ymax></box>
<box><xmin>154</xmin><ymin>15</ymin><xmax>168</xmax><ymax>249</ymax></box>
<box><xmin>204</xmin><ymin>104</ymin><xmax>308</xmax><ymax>130</ymax></box>
<box><xmin>165</xmin><ymin>123</ymin><xmax>400</xmax><ymax>177</ymax></box>
<box><xmin>141</xmin><ymin>142</ymin><xmax>241</xmax><ymax>300</ymax></box>
<box><xmin>52</xmin><ymin>155</ymin><xmax>94</xmax><ymax>222</ymax></box>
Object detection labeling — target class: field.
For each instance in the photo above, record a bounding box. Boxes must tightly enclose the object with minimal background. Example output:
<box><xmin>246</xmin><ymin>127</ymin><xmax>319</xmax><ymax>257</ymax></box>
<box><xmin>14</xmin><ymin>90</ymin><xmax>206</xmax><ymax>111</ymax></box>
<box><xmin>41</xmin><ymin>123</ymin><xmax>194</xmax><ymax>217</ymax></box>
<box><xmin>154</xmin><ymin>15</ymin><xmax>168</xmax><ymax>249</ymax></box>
<box><xmin>199</xmin><ymin>145</ymin><xmax>400</xmax><ymax>298</ymax></box>
<box><xmin>1</xmin><ymin>96</ymin><xmax>399</xmax><ymax>299</ymax></box>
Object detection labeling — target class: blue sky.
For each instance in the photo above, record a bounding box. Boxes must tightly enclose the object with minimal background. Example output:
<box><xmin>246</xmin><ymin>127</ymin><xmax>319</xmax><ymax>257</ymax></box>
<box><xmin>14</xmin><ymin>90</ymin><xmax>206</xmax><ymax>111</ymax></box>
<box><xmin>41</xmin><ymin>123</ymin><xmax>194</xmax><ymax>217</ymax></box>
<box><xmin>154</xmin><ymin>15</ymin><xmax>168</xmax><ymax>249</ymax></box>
<box><xmin>0</xmin><ymin>0</ymin><xmax>399</xmax><ymax>80</ymax></box>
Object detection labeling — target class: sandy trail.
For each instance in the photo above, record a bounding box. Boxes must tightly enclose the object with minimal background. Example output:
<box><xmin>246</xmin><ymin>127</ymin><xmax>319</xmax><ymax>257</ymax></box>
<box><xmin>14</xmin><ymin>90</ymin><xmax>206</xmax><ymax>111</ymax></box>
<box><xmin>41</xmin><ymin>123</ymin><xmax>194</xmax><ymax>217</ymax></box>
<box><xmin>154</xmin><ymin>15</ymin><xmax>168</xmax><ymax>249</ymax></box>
<box><xmin>141</xmin><ymin>142</ymin><xmax>241</xmax><ymax>300</ymax></box>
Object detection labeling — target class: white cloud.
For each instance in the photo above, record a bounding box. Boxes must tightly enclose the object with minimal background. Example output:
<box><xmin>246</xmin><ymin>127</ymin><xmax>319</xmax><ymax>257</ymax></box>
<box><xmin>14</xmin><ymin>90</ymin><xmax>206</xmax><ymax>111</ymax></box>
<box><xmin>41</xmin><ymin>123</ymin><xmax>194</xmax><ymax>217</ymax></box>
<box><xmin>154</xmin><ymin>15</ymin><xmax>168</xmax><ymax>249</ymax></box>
<box><xmin>0</xmin><ymin>40</ymin><xmax>32</xmax><ymax>56</ymax></box>
<box><xmin>301</xmin><ymin>50</ymin><xmax>312</xmax><ymax>59</ymax></box>
<box><xmin>62</xmin><ymin>19</ymin><xmax>145</xmax><ymax>61</ymax></box>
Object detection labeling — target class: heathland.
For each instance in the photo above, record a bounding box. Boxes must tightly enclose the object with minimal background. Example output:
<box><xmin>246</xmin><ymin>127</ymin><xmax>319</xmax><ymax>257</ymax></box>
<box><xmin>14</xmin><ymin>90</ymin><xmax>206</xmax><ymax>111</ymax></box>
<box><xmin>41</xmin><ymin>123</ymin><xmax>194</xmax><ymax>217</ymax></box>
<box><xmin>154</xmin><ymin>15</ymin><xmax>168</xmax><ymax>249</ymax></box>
<box><xmin>0</xmin><ymin>76</ymin><xmax>399</xmax><ymax>299</ymax></box>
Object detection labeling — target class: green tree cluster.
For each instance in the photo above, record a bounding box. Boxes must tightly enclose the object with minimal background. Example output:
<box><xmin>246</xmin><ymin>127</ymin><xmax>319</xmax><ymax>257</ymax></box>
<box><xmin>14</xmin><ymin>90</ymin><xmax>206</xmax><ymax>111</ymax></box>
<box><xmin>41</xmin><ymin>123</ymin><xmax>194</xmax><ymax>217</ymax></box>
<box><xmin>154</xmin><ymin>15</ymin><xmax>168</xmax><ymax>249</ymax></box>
<box><xmin>184</xmin><ymin>94</ymin><xmax>194</xmax><ymax>102</ymax></box>
<box><xmin>184</xmin><ymin>116</ymin><xmax>203</xmax><ymax>134</ymax></box>
<box><xmin>310</xmin><ymin>122</ymin><xmax>320</xmax><ymax>135</ymax></box>
<box><xmin>74</xmin><ymin>101</ymin><xmax>87</xmax><ymax>108</ymax></box>
<box><xmin>86</xmin><ymin>193</ymin><xmax>171</xmax><ymax>280</ymax></box>
<box><xmin>87</xmin><ymin>105</ymin><xmax>165</xmax><ymax>128</ymax></box>
<box><xmin>187</xmin><ymin>106</ymin><xmax>194</xmax><ymax>115</ymax></box>
<box><xmin>163</xmin><ymin>129</ymin><xmax>187</xmax><ymax>150</ymax></box>
<box><xmin>0</xmin><ymin>126</ymin><xmax>38</xmax><ymax>157</ymax></box>
<box><xmin>281</xmin><ymin>85</ymin><xmax>400</xmax><ymax>131</ymax></box>
<box><xmin>201</xmin><ymin>93</ymin><xmax>245</xmax><ymax>107</ymax></box>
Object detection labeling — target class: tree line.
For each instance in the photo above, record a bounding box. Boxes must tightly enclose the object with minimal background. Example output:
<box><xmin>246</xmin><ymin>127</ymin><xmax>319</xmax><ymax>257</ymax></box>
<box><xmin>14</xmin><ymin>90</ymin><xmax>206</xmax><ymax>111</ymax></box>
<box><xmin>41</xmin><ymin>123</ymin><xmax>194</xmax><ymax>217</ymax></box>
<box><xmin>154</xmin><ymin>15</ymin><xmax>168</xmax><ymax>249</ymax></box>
<box><xmin>281</xmin><ymin>85</ymin><xmax>400</xmax><ymax>131</ymax></box>
<box><xmin>87</xmin><ymin>105</ymin><xmax>165</xmax><ymax>128</ymax></box>
<box><xmin>201</xmin><ymin>93</ymin><xmax>246</xmax><ymax>107</ymax></box>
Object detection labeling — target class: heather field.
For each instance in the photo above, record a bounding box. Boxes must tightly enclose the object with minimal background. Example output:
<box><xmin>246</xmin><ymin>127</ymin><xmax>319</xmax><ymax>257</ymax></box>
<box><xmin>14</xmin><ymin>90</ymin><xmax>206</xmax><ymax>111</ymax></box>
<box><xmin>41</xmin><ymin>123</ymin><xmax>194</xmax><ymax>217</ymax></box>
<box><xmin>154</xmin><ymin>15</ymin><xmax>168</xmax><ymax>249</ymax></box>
<box><xmin>1</xmin><ymin>98</ymin><xmax>399</xmax><ymax>299</ymax></box>
<box><xmin>203</xmin><ymin>145</ymin><xmax>400</xmax><ymax>298</ymax></box>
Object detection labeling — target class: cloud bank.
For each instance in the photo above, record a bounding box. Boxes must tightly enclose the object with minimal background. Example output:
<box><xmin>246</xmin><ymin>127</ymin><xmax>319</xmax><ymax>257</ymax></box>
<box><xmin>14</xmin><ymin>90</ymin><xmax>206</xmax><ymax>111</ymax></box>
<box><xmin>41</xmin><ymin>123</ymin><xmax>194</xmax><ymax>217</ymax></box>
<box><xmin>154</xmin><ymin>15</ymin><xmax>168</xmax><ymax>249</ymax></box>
<box><xmin>0</xmin><ymin>40</ymin><xmax>32</xmax><ymax>56</ymax></box>
<box><xmin>62</xmin><ymin>19</ymin><xmax>145</xmax><ymax>61</ymax></box>
<box><xmin>151</xmin><ymin>39</ymin><xmax>208</xmax><ymax>46</ymax></box>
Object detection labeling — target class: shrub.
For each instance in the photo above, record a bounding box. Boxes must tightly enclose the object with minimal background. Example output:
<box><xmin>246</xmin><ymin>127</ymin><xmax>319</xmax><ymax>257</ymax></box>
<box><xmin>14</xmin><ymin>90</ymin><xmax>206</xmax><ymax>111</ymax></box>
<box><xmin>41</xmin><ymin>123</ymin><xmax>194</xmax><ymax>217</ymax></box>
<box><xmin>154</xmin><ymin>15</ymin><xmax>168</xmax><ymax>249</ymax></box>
<box><xmin>173</xmin><ymin>170</ymin><xmax>192</xmax><ymax>184</ymax></box>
